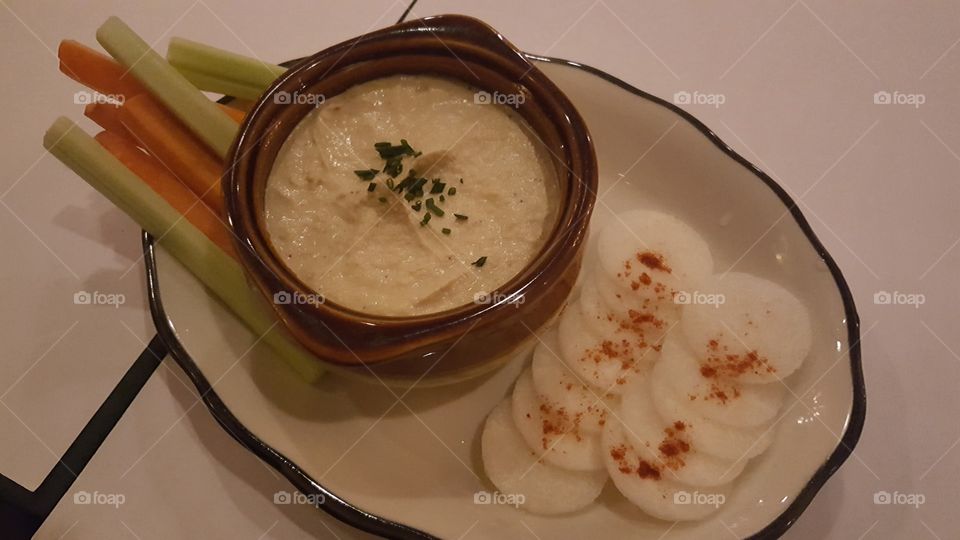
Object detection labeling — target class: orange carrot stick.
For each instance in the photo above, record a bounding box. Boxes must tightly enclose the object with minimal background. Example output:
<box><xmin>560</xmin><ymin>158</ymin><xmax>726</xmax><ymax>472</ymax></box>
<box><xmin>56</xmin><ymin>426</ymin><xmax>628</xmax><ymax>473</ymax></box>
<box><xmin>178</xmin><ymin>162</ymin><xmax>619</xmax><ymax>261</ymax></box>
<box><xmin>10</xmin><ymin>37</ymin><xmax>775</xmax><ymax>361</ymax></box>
<box><xmin>118</xmin><ymin>94</ymin><xmax>225</xmax><ymax>214</ymax></box>
<box><xmin>94</xmin><ymin>131</ymin><xmax>234</xmax><ymax>255</ymax></box>
<box><xmin>218</xmin><ymin>104</ymin><xmax>246</xmax><ymax>123</ymax></box>
<box><xmin>58</xmin><ymin>40</ymin><xmax>146</xmax><ymax>98</ymax></box>
<box><xmin>84</xmin><ymin>103</ymin><xmax>130</xmax><ymax>138</ymax></box>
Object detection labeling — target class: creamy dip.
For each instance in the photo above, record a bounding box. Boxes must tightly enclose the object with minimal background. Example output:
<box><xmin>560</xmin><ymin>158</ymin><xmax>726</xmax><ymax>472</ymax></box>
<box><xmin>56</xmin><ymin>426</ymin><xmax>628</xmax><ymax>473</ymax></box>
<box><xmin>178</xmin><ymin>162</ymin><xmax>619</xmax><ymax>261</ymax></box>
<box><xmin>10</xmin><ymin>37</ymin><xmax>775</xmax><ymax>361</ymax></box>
<box><xmin>264</xmin><ymin>75</ymin><xmax>559</xmax><ymax>316</ymax></box>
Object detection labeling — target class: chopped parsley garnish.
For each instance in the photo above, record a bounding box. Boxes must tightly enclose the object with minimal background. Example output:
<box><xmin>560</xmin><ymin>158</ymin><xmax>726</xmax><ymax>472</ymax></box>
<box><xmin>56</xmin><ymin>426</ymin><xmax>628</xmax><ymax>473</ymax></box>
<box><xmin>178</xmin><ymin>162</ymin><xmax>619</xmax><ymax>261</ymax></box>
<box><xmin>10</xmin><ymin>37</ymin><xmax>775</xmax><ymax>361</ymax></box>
<box><xmin>472</xmin><ymin>256</ymin><xmax>487</xmax><ymax>267</ymax></box>
<box><xmin>374</xmin><ymin>140</ymin><xmax>420</xmax><ymax>159</ymax></box>
<box><xmin>355</xmin><ymin>141</ymin><xmax>470</xmax><ymax>223</ymax></box>
<box><xmin>383</xmin><ymin>157</ymin><xmax>403</xmax><ymax>178</ymax></box>
<box><xmin>442</xmin><ymin>228</ymin><xmax>451</xmax><ymax>235</ymax></box>
<box><xmin>425</xmin><ymin>198</ymin><xmax>444</xmax><ymax>217</ymax></box>
<box><xmin>354</xmin><ymin>169</ymin><xmax>378</xmax><ymax>180</ymax></box>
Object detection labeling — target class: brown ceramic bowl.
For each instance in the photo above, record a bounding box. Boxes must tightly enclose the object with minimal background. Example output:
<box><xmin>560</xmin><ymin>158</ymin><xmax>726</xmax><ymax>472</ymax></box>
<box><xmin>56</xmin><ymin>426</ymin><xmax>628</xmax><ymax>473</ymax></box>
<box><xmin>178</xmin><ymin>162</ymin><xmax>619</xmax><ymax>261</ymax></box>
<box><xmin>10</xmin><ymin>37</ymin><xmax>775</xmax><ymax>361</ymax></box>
<box><xmin>224</xmin><ymin>14</ymin><xmax>597</xmax><ymax>382</ymax></box>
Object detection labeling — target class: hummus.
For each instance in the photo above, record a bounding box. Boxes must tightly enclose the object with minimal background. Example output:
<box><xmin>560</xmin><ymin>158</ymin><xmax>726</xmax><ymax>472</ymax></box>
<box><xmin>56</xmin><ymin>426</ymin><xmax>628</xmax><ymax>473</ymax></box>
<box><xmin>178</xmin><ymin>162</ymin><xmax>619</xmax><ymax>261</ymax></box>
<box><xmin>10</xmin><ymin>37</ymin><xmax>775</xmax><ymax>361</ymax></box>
<box><xmin>264</xmin><ymin>75</ymin><xmax>559</xmax><ymax>316</ymax></box>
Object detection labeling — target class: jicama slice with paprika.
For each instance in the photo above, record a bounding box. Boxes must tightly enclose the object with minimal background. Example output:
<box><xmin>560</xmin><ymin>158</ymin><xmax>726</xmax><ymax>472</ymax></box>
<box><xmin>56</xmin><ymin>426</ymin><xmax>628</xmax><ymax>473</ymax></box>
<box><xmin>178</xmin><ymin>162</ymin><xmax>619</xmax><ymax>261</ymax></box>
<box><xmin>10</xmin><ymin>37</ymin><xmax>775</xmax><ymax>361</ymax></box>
<box><xmin>43</xmin><ymin>117</ymin><xmax>323</xmax><ymax>383</ymax></box>
<box><xmin>482</xmin><ymin>399</ymin><xmax>607</xmax><ymax>515</ymax></box>
<box><xmin>94</xmin><ymin>130</ymin><xmax>234</xmax><ymax>254</ymax></box>
<box><xmin>58</xmin><ymin>39</ymin><xmax>146</xmax><ymax>99</ymax></box>
<box><xmin>119</xmin><ymin>94</ymin><xmax>224</xmax><ymax>214</ymax></box>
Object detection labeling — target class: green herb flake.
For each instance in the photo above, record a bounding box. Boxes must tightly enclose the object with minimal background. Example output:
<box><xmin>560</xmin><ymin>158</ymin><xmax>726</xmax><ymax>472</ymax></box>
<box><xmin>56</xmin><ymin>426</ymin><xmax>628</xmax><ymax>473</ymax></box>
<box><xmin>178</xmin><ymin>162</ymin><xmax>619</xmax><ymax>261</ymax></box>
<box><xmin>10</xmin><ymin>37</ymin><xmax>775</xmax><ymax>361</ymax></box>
<box><xmin>430</xmin><ymin>180</ymin><xmax>446</xmax><ymax>194</ymax></box>
<box><xmin>411</xmin><ymin>200</ymin><xmax>422</xmax><ymax>212</ymax></box>
<box><xmin>400</xmin><ymin>139</ymin><xmax>421</xmax><ymax>157</ymax></box>
<box><xmin>448</xmin><ymin>187</ymin><xmax>457</xmax><ymax>196</ymax></box>
<box><xmin>378</xmin><ymin>197</ymin><xmax>388</xmax><ymax>203</ymax></box>
<box><xmin>367</xmin><ymin>182</ymin><xmax>377</xmax><ymax>192</ymax></box>
<box><xmin>383</xmin><ymin>157</ymin><xmax>403</xmax><ymax>178</ymax></box>
<box><xmin>420</xmin><ymin>213</ymin><xmax>432</xmax><ymax>227</ymax></box>
<box><xmin>425</xmin><ymin>198</ymin><xmax>445</xmax><ymax>217</ymax></box>
<box><xmin>472</xmin><ymin>256</ymin><xmax>487</xmax><ymax>267</ymax></box>
<box><xmin>375</xmin><ymin>140</ymin><xmax>420</xmax><ymax>160</ymax></box>
<box><xmin>354</xmin><ymin>169</ymin><xmax>378</xmax><ymax>181</ymax></box>
<box><xmin>442</xmin><ymin>228</ymin><xmax>451</xmax><ymax>235</ymax></box>
<box><xmin>454</xmin><ymin>213</ymin><xmax>468</xmax><ymax>221</ymax></box>
<box><xmin>459</xmin><ymin>178</ymin><xmax>464</xmax><ymax>184</ymax></box>
<box><xmin>439</xmin><ymin>194</ymin><xmax>445</xmax><ymax>202</ymax></box>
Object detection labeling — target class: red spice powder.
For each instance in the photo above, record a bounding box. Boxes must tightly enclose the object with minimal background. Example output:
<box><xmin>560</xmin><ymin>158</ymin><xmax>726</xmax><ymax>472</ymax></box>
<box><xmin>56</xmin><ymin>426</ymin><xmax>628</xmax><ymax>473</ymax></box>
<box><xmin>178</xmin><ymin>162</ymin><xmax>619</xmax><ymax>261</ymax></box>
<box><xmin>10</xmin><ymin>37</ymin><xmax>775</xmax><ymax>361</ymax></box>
<box><xmin>636</xmin><ymin>459</ymin><xmax>661</xmax><ymax>479</ymax></box>
<box><xmin>700</xmin><ymin>339</ymin><xmax>776</xmax><ymax>379</ymax></box>
<box><xmin>637</xmin><ymin>251</ymin><xmax>672</xmax><ymax>273</ymax></box>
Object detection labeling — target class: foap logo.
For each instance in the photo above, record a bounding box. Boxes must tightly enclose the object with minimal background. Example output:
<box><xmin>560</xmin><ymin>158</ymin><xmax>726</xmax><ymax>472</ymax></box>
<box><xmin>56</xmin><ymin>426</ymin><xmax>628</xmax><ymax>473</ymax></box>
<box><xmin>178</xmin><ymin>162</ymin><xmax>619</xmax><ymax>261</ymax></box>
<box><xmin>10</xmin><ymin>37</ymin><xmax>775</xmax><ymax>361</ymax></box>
<box><xmin>473</xmin><ymin>490</ymin><xmax>526</xmax><ymax>508</ymax></box>
<box><xmin>673</xmin><ymin>290</ymin><xmax>725</xmax><ymax>308</ymax></box>
<box><xmin>473</xmin><ymin>90</ymin><xmax>526</xmax><ymax>108</ymax></box>
<box><xmin>73</xmin><ymin>490</ymin><xmax>126</xmax><ymax>508</ymax></box>
<box><xmin>273</xmin><ymin>290</ymin><xmax>325</xmax><ymax>306</ymax></box>
<box><xmin>74</xmin><ymin>290</ymin><xmax>126</xmax><ymax>308</ymax></box>
<box><xmin>673</xmin><ymin>490</ymin><xmax>726</xmax><ymax>508</ymax></box>
<box><xmin>273</xmin><ymin>90</ymin><xmax>326</xmax><ymax>106</ymax></box>
<box><xmin>73</xmin><ymin>90</ymin><xmax>124</xmax><ymax>106</ymax></box>
<box><xmin>273</xmin><ymin>490</ymin><xmax>325</xmax><ymax>506</ymax></box>
<box><xmin>873</xmin><ymin>290</ymin><xmax>925</xmax><ymax>309</ymax></box>
<box><xmin>874</xmin><ymin>490</ymin><xmax>925</xmax><ymax>508</ymax></box>
<box><xmin>873</xmin><ymin>90</ymin><xmax>925</xmax><ymax>108</ymax></box>
<box><xmin>473</xmin><ymin>290</ymin><xmax>525</xmax><ymax>307</ymax></box>
<box><xmin>673</xmin><ymin>90</ymin><xmax>726</xmax><ymax>108</ymax></box>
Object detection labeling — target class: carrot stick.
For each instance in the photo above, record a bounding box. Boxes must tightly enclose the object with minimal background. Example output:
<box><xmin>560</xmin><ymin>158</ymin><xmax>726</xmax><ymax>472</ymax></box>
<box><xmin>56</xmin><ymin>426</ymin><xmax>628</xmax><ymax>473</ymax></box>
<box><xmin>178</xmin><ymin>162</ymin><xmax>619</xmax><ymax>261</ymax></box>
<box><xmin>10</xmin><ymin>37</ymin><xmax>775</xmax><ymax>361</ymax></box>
<box><xmin>58</xmin><ymin>40</ymin><xmax>146</xmax><ymax>99</ymax></box>
<box><xmin>218</xmin><ymin>103</ymin><xmax>246</xmax><ymax>123</ymax></box>
<box><xmin>84</xmin><ymin>103</ymin><xmax>130</xmax><ymax>137</ymax></box>
<box><xmin>94</xmin><ymin>131</ymin><xmax>234</xmax><ymax>254</ymax></box>
<box><xmin>118</xmin><ymin>93</ymin><xmax>224</xmax><ymax>214</ymax></box>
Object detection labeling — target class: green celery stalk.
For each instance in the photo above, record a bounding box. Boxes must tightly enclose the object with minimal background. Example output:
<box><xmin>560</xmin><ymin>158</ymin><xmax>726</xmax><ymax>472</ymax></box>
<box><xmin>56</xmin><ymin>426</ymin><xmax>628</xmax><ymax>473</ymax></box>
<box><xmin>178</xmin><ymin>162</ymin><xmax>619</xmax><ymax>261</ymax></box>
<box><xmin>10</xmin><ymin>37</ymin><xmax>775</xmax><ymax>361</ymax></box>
<box><xmin>167</xmin><ymin>37</ymin><xmax>286</xmax><ymax>101</ymax></box>
<box><xmin>44</xmin><ymin>117</ymin><xmax>324</xmax><ymax>383</ymax></box>
<box><xmin>174</xmin><ymin>65</ymin><xmax>270</xmax><ymax>102</ymax></box>
<box><xmin>96</xmin><ymin>17</ymin><xmax>237</xmax><ymax>159</ymax></box>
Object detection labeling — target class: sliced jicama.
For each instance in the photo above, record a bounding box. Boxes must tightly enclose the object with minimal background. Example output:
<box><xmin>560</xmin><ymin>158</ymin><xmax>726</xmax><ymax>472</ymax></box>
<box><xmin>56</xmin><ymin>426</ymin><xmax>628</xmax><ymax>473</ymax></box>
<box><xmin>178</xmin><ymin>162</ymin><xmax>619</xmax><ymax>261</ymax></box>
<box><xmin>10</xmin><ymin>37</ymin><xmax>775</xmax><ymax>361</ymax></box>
<box><xmin>593</xmin><ymin>269</ymin><xmax>681</xmax><ymax>328</ymax></box>
<box><xmin>648</xmin><ymin>370</ymin><xmax>774</xmax><ymax>462</ymax></box>
<box><xmin>556</xmin><ymin>306</ymin><xmax>656</xmax><ymax>394</ymax></box>
<box><xmin>603</xmin><ymin>417</ymin><xmax>730</xmax><ymax>521</ymax></box>
<box><xmin>482</xmin><ymin>400</ymin><xmax>607</xmax><ymax>515</ymax></box>
<box><xmin>578</xmin><ymin>276</ymin><xmax>622</xmax><ymax>339</ymax></box>
<box><xmin>580</xmin><ymin>273</ymin><xmax>677</xmax><ymax>345</ymax></box>
<box><xmin>657</xmin><ymin>337</ymin><xmax>785</xmax><ymax>428</ymax></box>
<box><xmin>512</xmin><ymin>368</ymin><xmax>605</xmax><ymax>471</ymax></box>
<box><xmin>618</xmin><ymin>376</ymin><xmax>745</xmax><ymax>487</ymax></box>
<box><xmin>596</xmin><ymin>210</ymin><xmax>713</xmax><ymax>304</ymax></box>
<box><xmin>531</xmin><ymin>329</ymin><xmax>613</xmax><ymax>434</ymax></box>
<box><xmin>681</xmin><ymin>272</ymin><xmax>812</xmax><ymax>383</ymax></box>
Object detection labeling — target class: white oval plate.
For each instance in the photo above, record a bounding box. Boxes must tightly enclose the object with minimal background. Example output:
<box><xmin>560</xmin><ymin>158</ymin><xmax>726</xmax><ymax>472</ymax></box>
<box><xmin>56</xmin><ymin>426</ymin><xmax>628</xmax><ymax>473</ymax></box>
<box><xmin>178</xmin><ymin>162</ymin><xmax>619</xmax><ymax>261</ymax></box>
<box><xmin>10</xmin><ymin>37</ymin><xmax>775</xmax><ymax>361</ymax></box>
<box><xmin>144</xmin><ymin>55</ymin><xmax>865</xmax><ymax>539</ymax></box>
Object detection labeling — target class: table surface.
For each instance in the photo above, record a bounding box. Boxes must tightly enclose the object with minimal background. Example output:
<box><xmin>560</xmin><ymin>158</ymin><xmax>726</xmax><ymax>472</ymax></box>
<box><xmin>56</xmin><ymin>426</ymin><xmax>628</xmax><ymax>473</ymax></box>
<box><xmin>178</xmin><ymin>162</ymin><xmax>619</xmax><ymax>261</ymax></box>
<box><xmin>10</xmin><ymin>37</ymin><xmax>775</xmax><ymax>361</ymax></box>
<box><xmin>1</xmin><ymin>1</ymin><xmax>957</xmax><ymax>538</ymax></box>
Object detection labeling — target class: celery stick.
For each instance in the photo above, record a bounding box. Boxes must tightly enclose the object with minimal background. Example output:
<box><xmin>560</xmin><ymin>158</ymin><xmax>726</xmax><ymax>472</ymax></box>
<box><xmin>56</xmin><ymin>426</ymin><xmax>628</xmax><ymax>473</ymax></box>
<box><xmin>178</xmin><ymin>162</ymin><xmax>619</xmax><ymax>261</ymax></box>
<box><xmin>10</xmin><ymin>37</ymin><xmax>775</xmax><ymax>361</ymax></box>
<box><xmin>168</xmin><ymin>37</ymin><xmax>285</xmax><ymax>100</ymax></box>
<box><xmin>96</xmin><ymin>17</ymin><xmax>237</xmax><ymax>159</ymax></box>
<box><xmin>174</xmin><ymin>65</ymin><xmax>270</xmax><ymax>102</ymax></box>
<box><xmin>44</xmin><ymin>117</ymin><xmax>324</xmax><ymax>383</ymax></box>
